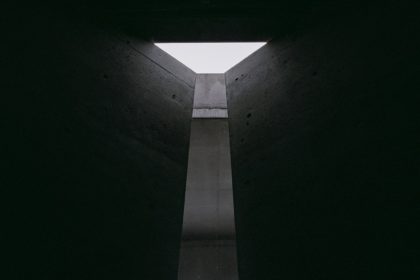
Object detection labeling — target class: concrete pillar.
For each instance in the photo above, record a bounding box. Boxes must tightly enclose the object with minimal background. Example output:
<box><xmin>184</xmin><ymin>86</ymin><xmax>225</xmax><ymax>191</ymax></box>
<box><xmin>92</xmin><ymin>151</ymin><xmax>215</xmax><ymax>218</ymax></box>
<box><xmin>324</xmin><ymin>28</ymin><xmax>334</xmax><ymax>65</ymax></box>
<box><xmin>178</xmin><ymin>74</ymin><xmax>238</xmax><ymax>280</ymax></box>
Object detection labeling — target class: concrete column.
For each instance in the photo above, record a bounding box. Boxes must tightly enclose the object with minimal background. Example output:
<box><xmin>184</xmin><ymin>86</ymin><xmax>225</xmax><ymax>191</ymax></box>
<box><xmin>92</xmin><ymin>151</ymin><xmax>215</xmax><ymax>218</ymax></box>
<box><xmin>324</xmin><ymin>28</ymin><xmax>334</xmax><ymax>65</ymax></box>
<box><xmin>178</xmin><ymin>74</ymin><xmax>238</xmax><ymax>280</ymax></box>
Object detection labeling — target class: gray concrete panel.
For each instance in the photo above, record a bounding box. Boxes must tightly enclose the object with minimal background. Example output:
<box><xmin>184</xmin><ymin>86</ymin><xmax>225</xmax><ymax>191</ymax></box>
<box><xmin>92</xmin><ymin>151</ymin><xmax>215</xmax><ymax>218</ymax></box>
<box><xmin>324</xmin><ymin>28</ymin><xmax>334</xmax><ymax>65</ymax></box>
<box><xmin>179</xmin><ymin>74</ymin><xmax>238</xmax><ymax>280</ymax></box>
<box><xmin>192</xmin><ymin>108</ymin><xmax>228</xmax><ymax>118</ymax></box>
<box><xmin>182</xmin><ymin>120</ymin><xmax>236</xmax><ymax>239</ymax></box>
<box><xmin>193</xmin><ymin>74</ymin><xmax>227</xmax><ymax>110</ymax></box>
<box><xmin>185</xmin><ymin>120</ymin><xmax>234</xmax><ymax>191</ymax></box>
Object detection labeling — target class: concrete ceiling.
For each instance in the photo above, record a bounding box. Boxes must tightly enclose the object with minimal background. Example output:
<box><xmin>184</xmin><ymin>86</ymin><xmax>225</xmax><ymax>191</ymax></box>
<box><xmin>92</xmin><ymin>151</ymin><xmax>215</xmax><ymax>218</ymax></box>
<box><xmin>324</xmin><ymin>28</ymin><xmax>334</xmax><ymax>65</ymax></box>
<box><xmin>80</xmin><ymin>0</ymin><xmax>356</xmax><ymax>41</ymax></box>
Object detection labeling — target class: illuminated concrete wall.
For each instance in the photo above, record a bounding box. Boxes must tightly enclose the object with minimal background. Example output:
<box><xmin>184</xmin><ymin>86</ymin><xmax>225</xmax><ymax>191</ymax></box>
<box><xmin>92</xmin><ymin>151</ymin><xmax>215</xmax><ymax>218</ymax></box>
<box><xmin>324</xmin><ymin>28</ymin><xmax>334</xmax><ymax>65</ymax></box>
<box><xmin>179</xmin><ymin>74</ymin><xmax>238</xmax><ymax>280</ymax></box>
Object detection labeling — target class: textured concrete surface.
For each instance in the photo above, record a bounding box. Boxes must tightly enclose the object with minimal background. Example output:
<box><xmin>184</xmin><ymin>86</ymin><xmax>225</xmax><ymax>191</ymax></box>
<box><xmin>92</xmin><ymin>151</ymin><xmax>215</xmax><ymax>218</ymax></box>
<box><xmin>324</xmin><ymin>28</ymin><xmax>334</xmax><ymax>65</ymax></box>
<box><xmin>116</xmin><ymin>35</ymin><xmax>196</xmax><ymax>88</ymax></box>
<box><xmin>4</xmin><ymin>2</ymin><xmax>419</xmax><ymax>280</ymax></box>
<box><xmin>192</xmin><ymin>74</ymin><xmax>228</xmax><ymax>118</ymax></box>
<box><xmin>179</xmin><ymin>120</ymin><xmax>238</xmax><ymax>280</ymax></box>
<box><xmin>179</xmin><ymin>74</ymin><xmax>238</xmax><ymax>280</ymax></box>
<box><xmin>226</xmin><ymin>5</ymin><xmax>419</xmax><ymax>280</ymax></box>
<box><xmin>5</xmin><ymin>17</ymin><xmax>195</xmax><ymax>280</ymax></box>
<box><xmin>181</xmin><ymin>120</ymin><xmax>235</xmax><ymax>240</ymax></box>
<box><xmin>193</xmin><ymin>74</ymin><xmax>227</xmax><ymax>109</ymax></box>
<box><xmin>192</xmin><ymin>108</ymin><xmax>228</xmax><ymax>118</ymax></box>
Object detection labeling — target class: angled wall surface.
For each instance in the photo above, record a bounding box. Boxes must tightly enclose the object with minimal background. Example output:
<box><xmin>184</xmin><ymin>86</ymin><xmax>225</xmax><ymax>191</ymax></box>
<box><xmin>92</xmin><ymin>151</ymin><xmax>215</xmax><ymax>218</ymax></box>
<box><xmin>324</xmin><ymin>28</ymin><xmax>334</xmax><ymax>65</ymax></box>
<box><xmin>5</xmin><ymin>15</ymin><xmax>195</xmax><ymax>279</ymax></box>
<box><xmin>226</xmin><ymin>5</ymin><xmax>419</xmax><ymax>280</ymax></box>
<box><xmin>4</xmin><ymin>2</ymin><xmax>419</xmax><ymax>280</ymax></box>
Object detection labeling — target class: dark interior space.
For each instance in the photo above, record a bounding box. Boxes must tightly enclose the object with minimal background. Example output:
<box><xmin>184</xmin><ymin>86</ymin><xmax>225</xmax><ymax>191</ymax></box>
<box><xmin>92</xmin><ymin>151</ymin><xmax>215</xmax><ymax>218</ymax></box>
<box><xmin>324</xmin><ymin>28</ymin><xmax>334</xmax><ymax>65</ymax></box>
<box><xmin>4</xmin><ymin>1</ymin><xmax>419</xmax><ymax>279</ymax></box>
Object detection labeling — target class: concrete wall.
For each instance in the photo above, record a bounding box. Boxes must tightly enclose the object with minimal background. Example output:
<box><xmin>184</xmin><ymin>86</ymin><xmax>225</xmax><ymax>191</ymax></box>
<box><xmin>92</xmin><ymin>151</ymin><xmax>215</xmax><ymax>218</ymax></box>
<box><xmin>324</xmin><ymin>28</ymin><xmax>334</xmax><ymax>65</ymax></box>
<box><xmin>5</xmin><ymin>15</ymin><xmax>195</xmax><ymax>279</ymax></box>
<box><xmin>4</xmin><ymin>3</ymin><xmax>418</xmax><ymax>280</ymax></box>
<box><xmin>226</xmin><ymin>5</ymin><xmax>418</xmax><ymax>280</ymax></box>
<box><xmin>179</xmin><ymin>120</ymin><xmax>238</xmax><ymax>280</ymax></box>
<box><xmin>178</xmin><ymin>74</ymin><xmax>238</xmax><ymax>280</ymax></box>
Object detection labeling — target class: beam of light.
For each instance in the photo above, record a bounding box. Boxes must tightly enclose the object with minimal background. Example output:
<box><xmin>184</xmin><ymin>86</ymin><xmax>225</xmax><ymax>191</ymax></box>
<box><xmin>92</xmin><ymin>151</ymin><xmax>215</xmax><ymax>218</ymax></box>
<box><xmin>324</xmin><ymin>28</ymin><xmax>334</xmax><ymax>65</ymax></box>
<box><xmin>155</xmin><ymin>42</ymin><xmax>266</xmax><ymax>73</ymax></box>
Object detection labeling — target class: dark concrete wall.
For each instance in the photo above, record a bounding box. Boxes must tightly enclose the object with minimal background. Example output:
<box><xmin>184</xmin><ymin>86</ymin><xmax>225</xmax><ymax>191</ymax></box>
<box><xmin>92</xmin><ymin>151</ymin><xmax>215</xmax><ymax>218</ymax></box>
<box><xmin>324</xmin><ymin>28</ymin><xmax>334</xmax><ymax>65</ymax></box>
<box><xmin>226</xmin><ymin>5</ymin><xmax>419</xmax><ymax>280</ymax></box>
<box><xmin>5</xmin><ymin>14</ymin><xmax>194</xmax><ymax>279</ymax></box>
<box><xmin>4</xmin><ymin>2</ymin><xmax>419</xmax><ymax>279</ymax></box>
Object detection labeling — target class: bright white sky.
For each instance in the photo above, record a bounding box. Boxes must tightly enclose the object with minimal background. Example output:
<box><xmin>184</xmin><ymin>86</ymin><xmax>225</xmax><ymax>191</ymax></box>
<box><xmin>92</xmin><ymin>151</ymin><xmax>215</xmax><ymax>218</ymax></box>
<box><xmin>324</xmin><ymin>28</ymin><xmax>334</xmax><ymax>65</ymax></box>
<box><xmin>154</xmin><ymin>42</ymin><xmax>266</xmax><ymax>73</ymax></box>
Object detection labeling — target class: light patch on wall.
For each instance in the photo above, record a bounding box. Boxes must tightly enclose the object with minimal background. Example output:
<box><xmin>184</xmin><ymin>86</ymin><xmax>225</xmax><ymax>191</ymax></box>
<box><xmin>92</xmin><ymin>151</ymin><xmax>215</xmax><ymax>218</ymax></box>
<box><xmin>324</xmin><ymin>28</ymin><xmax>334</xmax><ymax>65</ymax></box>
<box><xmin>155</xmin><ymin>43</ymin><xmax>266</xmax><ymax>73</ymax></box>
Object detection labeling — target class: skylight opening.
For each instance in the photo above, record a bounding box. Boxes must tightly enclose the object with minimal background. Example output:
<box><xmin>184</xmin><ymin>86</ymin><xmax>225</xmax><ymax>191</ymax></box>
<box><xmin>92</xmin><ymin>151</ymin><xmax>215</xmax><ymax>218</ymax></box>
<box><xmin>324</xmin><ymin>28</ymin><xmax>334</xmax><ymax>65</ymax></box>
<box><xmin>154</xmin><ymin>42</ymin><xmax>266</xmax><ymax>73</ymax></box>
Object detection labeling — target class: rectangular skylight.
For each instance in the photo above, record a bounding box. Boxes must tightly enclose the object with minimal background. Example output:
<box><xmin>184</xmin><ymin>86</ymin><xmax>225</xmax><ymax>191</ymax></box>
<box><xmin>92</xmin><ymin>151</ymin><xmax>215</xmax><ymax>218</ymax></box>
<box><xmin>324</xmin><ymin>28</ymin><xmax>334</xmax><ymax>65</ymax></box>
<box><xmin>154</xmin><ymin>42</ymin><xmax>266</xmax><ymax>73</ymax></box>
